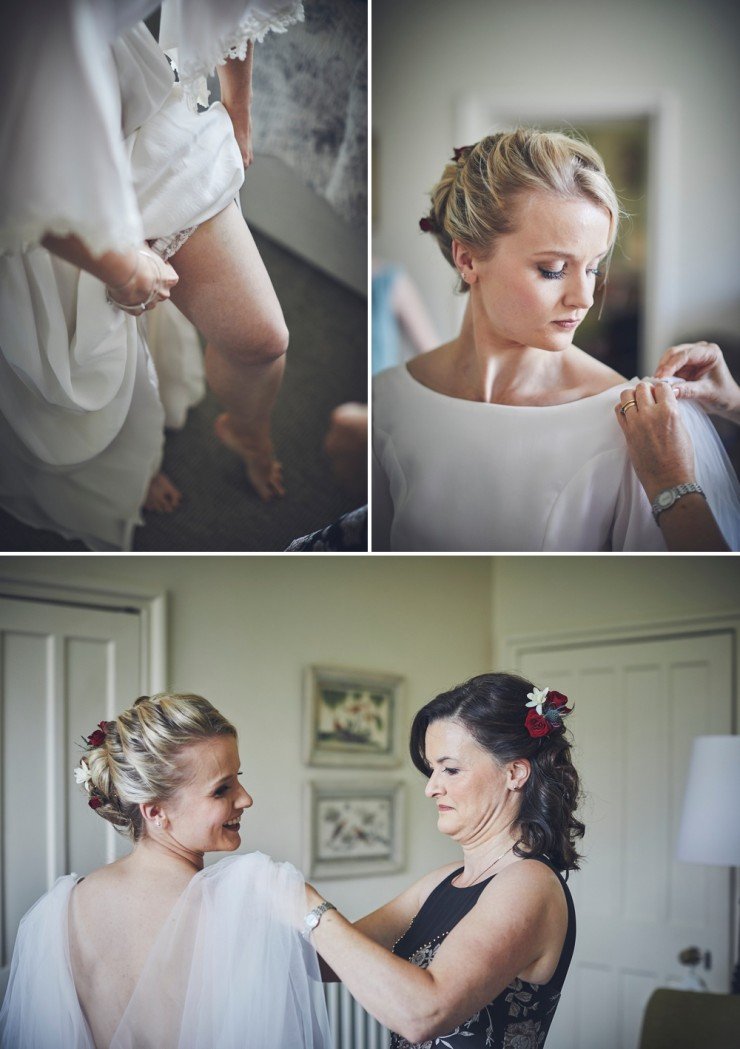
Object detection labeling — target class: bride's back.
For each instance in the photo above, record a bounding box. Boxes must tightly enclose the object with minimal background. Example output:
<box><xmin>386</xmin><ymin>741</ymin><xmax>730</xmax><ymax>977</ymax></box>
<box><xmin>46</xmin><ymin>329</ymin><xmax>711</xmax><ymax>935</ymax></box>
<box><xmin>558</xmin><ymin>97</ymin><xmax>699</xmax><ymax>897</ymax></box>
<box><xmin>68</xmin><ymin>859</ymin><xmax>192</xmax><ymax>1048</ymax></box>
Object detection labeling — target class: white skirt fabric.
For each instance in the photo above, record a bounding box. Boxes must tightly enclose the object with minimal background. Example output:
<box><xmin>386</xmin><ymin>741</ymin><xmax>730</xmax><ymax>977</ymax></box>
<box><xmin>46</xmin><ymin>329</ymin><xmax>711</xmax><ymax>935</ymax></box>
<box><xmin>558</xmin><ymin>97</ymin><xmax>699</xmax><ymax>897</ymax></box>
<box><xmin>0</xmin><ymin>852</ymin><xmax>332</xmax><ymax>1049</ymax></box>
<box><xmin>0</xmin><ymin>23</ymin><xmax>244</xmax><ymax>549</ymax></box>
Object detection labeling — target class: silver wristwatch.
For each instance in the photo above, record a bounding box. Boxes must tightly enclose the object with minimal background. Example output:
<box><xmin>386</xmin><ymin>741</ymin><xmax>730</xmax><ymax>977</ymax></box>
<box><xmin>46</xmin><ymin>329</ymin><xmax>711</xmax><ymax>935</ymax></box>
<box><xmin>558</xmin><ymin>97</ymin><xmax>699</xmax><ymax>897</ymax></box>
<box><xmin>651</xmin><ymin>482</ymin><xmax>705</xmax><ymax>522</ymax></box>
<box><xmin>303</xmin><ymin>900</ymin><xmax>337</xmax><ymax>939</ymax></box>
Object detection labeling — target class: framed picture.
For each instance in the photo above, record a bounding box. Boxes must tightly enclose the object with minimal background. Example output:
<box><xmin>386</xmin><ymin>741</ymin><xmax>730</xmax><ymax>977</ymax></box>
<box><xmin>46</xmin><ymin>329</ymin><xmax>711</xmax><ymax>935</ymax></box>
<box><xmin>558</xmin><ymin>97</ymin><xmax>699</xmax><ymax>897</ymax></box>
<box><xmin>305</xmin><ymin>780</ymin><xmax>405</xmax><ymax>878</ymax></box>
<box><xmin>304</xmin><ymin>664</ymin><xmax>403</xmax><ymax>767</ymax></box>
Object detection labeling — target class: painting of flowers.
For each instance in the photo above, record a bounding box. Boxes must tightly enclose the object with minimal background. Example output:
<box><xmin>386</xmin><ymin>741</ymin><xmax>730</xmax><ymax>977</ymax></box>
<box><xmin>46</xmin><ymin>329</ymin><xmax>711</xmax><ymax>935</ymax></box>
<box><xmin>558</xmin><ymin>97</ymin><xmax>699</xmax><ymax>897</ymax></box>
<box><xmin>306</xmin><ymin>781</ymin><xmax>405</xmax><ymax>877</ymax></box>
<box><xmin>304</xmin><ymin>665</ymin><xmax>403</xmax><ymax>767</ymax></box>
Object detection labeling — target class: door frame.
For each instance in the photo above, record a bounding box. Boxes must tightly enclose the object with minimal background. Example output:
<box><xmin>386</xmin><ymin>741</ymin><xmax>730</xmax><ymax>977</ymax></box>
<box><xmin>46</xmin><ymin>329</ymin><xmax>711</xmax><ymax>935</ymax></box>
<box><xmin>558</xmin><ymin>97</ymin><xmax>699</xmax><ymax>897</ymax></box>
<box><xmin>0</xmin><ymin>576</ymin><xmax>167</xmax><ymax>695</ymax></box>
<box><xmin>499</xmin><ymin>609</ymin><xmax>740</xmax><ymax>991</ymax></box>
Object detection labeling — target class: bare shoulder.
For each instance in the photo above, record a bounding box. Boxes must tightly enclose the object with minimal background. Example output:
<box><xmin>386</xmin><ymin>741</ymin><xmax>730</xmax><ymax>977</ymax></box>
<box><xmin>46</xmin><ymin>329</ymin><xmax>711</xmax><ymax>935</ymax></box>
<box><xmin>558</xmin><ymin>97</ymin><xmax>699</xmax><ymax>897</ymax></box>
<box><xmin>72</xmin><ymin>859</ymin><xmax>126</xmax><ymax>902</ymax></box>
<box><xmin>479</xmin><ymin>858</ymin><xmax>565</xmax><ymax>914</ymax></box>
<box><xmin>566</xmin><ymin>347</ymin><xmax>626</xmax><ymax>396</ymax></box>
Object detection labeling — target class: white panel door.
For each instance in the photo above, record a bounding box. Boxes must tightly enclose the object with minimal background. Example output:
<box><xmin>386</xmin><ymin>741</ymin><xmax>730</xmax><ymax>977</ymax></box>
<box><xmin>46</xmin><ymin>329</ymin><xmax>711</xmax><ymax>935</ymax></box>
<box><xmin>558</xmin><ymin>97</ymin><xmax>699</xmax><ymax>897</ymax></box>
<box><xmin>0</xmin><ymin>596</ymin><xmax>143</xmax><ymax>996</ymax></box>
<box><xmin>516</xmin><ymin>631</ymin><xmax>734</xmax><ymax>1049</ymax></box>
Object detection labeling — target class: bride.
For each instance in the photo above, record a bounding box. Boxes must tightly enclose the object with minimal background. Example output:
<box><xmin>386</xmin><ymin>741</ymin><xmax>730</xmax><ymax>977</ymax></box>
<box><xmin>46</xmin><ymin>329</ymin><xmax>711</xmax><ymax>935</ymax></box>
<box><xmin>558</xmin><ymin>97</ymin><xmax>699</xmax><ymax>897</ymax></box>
<box><xmin>0</xmin><ymin>0</ymin><xmax>302</xmax><ymax>551</ymax></box>
<box><xmin>0</xmin><ymin>693</ymin><xmax>330</xmax><ymax>1048</ymax></box>
<box><xmin>372</xmin><ymin>128</ymin><xmax>740</xmax><ymax>551</ymax></box>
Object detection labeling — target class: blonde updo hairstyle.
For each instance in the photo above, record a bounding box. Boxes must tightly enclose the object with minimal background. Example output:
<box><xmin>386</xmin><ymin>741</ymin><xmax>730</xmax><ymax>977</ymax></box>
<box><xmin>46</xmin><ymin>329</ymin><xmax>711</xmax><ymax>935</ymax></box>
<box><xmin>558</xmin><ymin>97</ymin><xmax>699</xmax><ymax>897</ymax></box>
<box><xmin>82</xmin><ymin>693</ymin><xmax>237</xmax><ymax>841</ymax></box>
<box><xmin>423</xmin><ymin>128</ymin><xmax>621</xmax><ymax>293</ymax></box>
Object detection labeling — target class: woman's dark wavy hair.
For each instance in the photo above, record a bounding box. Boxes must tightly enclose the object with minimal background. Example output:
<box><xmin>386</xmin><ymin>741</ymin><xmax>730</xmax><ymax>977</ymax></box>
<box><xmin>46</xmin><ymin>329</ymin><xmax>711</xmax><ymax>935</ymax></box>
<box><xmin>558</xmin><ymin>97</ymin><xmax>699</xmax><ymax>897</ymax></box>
<box><xmin>410</xmin><ymin>672</ymin><xmax>585</xmax><ymax>873</ymax></box>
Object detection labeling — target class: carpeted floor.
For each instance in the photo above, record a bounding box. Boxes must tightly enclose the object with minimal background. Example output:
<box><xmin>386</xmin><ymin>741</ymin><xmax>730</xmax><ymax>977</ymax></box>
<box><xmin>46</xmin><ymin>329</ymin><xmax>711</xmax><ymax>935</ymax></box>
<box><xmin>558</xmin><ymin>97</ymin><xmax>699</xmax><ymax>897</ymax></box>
<box><xmin>0</xmin><ymin>231</ymin><xmax>367</xmax><ymax>552</ymax></box>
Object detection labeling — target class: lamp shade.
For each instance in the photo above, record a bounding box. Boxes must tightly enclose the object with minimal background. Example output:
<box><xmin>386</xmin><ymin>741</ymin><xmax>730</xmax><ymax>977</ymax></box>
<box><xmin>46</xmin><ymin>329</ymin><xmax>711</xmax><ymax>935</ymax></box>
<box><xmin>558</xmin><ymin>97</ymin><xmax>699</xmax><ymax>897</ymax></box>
<box><xmin>677</xmin><ymin>735</ymin><xmax>740</xmax><ymax>866</ymax></box>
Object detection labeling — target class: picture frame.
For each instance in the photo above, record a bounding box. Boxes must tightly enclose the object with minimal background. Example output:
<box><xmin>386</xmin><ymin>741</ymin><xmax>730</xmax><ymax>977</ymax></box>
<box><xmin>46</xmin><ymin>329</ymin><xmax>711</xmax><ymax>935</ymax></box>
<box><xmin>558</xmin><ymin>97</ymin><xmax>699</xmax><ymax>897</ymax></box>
<box><xmin>303</xmin><ymin>664</ymin><xmax>403</xmax><ymax>768</ymax></box>
<box><xmin>305</xmin><ymin>780</ymin><xmax>405</xmax><ymax>878</ymax></box>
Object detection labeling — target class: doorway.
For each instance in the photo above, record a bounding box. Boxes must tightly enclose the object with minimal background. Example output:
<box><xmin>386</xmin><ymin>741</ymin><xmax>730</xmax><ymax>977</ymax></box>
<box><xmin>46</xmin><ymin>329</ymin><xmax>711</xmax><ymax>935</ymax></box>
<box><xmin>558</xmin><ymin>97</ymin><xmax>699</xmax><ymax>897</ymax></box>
<box><xmin>508</xmin><ymin>626</ymin><xmax>736</xmax><ymax>1049</ymax></box>
<box><xmin>0</xmin><ymin>583</ymin><xmax>165</xmax><ymax>996</ymax></box>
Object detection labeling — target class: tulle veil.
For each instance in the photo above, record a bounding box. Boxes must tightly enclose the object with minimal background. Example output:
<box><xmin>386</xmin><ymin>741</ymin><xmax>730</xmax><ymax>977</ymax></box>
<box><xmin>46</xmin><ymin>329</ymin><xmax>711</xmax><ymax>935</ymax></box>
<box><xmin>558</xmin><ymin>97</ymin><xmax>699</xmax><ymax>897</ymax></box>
<box><xmin>0</xmin><ymin>852</ymin><xmax>331</xmax><ymax>1049</ymax></box>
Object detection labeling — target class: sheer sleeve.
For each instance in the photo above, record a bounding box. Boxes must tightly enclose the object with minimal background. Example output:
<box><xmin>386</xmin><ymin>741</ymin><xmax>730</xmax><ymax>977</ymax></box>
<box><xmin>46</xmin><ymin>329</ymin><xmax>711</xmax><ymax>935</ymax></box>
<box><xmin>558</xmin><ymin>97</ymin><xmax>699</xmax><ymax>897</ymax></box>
<box><xmin>612</xmin><ymin>399</ymin><xmax>740</xmax><ymax>551</ymax></box>
<box><xmin>680</xmin><ymin>401</ymin><xmax>740</xmax><ymax>549</ymax></box>
<box><xmin>0</xmin><ymin>876</ymin><xmax>93</xmax><ymax>1049</ymax></box>
<box><xmin>159</xmin><ymin>0</ymin><xmax>304</xmax><ymax>108</ymax></box>
<box><xmin>611</xmin><ymin>452</ymin><xmax>668</xmax><ymax>551</ymax></box>
<box><xmin>0</xmin><ymin>2</ymin><xmax>144</xmax><ymax>256</ymax></box>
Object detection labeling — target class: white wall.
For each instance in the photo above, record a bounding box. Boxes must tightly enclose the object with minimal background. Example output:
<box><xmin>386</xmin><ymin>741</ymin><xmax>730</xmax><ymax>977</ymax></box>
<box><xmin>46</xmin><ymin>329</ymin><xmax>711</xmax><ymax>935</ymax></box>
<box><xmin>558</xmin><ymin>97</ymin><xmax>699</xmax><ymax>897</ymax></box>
<box><xmin>243</xmin><ymin>161</ymin><xmax>366</xmax><ymax>297</ymax></box>
<box><xmin>0</xmin><ymin>555</ymin><xmax>491</xmax><ymax>917</ymax></box>
<box><xmin>491</xmin><ymin>554</ymin><xmax>740</xmax><ymax>647</ymax></box>
<box><xmin>373</xmin><ymin>0</ymin><xmax>740</xmax><ymax>370</ymax></box>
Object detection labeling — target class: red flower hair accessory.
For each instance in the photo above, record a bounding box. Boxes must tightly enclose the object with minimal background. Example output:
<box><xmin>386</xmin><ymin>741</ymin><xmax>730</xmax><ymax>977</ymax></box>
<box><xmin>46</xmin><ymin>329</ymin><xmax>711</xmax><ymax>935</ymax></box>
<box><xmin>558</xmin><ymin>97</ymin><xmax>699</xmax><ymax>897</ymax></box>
<box><xmin>452</xmin><ymin>144</ymin><xmax>475</xmax><ymax>163</ymax></box>
<box><xmin>74</xmin><ymin>719</ymin><xmax>113</xmax><ymax>808</ymax></box>
<box><xmin>419</xmin><ymin>216</ymin><xmax>434</xmax><ymax>233</ymax></box>
<box><xmin>86</xmin><ymin>721</ymin><xmax>109</xmax><ymax>748</ymax></box>
<box><xmin>524</xmin><ymin>687</ymin><xmax>573</xmax><ymax>738</ymax></box>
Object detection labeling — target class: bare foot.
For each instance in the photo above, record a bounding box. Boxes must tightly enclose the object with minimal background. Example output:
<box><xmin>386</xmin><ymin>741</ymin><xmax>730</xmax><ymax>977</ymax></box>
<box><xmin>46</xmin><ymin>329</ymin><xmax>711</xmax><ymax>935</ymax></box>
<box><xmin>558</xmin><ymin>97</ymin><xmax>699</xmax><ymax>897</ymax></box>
<box><xmin>214</xmin><ymin>413</ymin><xmax>286</xmax><ymax>500</ymax></box>
<box><xmin>144</xmin><ymin>472</ymin><xmax>182</xmax><ymax>513</ymax></box>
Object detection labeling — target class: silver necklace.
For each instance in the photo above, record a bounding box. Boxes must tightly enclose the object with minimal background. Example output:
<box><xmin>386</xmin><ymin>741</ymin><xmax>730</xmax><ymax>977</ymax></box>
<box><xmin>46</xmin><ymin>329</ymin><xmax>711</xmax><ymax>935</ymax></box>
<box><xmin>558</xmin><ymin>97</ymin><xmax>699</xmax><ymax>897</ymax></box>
<box><xmin>457</xmin><ymin>844</ymin><xmax>513</xmax><ymax>887</ymax></box>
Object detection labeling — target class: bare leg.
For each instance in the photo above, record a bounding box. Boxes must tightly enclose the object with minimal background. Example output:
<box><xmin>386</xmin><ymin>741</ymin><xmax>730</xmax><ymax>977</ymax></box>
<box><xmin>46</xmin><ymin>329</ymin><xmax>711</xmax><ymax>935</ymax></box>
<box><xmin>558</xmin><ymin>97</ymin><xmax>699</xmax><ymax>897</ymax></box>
<box><xmin>167</xmin><ymin>201</ymin><xmax>288</xmax><ymax>500</ymax></box>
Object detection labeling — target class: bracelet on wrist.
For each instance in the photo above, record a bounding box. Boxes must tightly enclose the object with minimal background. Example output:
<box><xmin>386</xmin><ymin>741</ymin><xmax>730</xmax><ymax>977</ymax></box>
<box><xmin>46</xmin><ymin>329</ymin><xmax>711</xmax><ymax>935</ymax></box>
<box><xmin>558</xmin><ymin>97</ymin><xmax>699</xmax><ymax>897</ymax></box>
<box><xmin>651</xmin><ymin>483</ymin><xmax>705</xmax><ymax>522</ymax></box>
<box><xmin>106</xmin><ymin>251</ymin><xmax>160</xmax><ymax>315</ymax></box>
<box><xmin>302</xmin><ymin>900</ymin><xmax>337</xmax><ymax>939</ymax></box>
<box><xmin>106</xmin><ymin>253</ymin><xmax>140</xmax><ymax>292</ymax></box>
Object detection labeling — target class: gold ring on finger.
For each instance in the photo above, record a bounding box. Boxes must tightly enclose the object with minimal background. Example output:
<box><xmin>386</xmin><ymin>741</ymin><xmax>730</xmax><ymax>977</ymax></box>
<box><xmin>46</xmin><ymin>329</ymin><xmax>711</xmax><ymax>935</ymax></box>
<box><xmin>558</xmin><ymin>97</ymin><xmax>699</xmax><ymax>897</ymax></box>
<box><xmin>620</xmin><ymin>400</ymin><xmax>638</xmax><ymax>415</ymax></box>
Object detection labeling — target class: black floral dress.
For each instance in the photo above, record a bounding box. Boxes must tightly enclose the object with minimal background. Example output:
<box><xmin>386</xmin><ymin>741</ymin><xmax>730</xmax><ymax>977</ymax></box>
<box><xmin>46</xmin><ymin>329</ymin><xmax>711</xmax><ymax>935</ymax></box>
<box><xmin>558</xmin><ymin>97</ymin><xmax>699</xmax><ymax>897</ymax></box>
<box><xmin>390</xmin><ymin>857</ymin><xmax>576</xmax><ymax>1049</ymax></box>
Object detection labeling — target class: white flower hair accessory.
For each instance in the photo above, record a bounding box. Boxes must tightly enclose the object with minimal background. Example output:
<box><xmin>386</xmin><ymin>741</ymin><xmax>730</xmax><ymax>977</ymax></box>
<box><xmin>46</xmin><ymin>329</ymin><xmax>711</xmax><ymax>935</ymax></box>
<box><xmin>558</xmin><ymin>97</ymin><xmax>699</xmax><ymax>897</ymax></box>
<box><xmin>525</xmin><ymin>687</ymin><xmax>549</xmax><ymax>715</ymax></box>
<box><xmin>524</xmin><ymin>686</ymin><xmax>573</xmax><ymax>739</ymax></box>
<box><xmin>73</xmin><ymin>760</ymin><xmax>92</xmax><ymax>791</ymax></box>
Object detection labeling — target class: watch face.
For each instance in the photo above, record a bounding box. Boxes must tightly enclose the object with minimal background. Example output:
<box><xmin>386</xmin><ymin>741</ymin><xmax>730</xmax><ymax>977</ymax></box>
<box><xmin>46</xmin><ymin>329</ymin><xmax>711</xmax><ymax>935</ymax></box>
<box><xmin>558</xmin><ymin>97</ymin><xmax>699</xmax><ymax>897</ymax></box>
<box><xmin>658</xmin><ymin>491</ymin><xmax>675</xmax><ymax>508</ymax></box>
<box><xmin>306</xmin><ymin>913</ymin><xmax>319</xmax><ymax>930</ymax></box>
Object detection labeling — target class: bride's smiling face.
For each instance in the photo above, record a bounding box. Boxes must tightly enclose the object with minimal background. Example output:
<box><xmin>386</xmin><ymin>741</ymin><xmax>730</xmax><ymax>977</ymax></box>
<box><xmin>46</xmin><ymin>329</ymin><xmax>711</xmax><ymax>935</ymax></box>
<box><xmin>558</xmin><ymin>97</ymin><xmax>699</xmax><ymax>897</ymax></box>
<box><xmin>456</xmin><ymin>189</ymin><xmax>612</xmax><ymax>352</ymax></box>
<box><xmin>159</xmin><ymin>735</ymin><xmax>253</xmax><ymax>854</ymax></box>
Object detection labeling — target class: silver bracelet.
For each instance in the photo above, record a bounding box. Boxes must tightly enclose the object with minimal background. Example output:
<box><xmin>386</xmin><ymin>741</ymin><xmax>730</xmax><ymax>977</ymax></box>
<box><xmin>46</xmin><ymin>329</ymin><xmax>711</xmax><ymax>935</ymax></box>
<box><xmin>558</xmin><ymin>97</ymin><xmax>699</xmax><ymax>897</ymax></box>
<box><xmin>106</xmin><ymin>253</ymin><xmax>140</xmax><ymax>291</ymax></box>
<box><xmin>302</xmin><ymin>900</ymin><xmax>337</xmax><ymax>939</ymax></box>
<box><xmin>651</xmin><ymin>483</ymin><xmax>706</xmax><ymax>522</ymax></box>
<box><xmin>106</xmin><ymin>250</ymin><xmax>158</xmax><ymax>314</ymax></box>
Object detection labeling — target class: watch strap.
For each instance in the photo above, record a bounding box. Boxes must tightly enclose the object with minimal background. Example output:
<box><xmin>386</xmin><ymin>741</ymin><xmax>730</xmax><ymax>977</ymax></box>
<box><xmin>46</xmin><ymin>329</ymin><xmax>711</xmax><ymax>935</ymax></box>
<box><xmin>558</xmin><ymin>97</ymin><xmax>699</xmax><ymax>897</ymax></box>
<box><xmin>651</xmin><ymin>482</ymin><xmax>705</xmax><ymax>522</ymax></box>
<box><xmin>303</xmin><ymin>900</ymin><xmax>337</xmax><ymax>938</ymax></box>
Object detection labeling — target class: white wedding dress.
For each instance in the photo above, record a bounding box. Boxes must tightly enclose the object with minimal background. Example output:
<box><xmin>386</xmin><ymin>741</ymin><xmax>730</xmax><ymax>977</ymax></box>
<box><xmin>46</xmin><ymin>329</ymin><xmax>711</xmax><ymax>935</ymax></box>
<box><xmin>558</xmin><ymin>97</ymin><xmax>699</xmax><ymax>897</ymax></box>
<box><xmin>372</xmin><ymin>364</ymin><xmax>740</xmax><ymax>551</ymax></box>
<box><xmin>0</xmin><ymin>852</ymin><xmax>331</xmax><ymax>1049</ymax></box>
<box><xmin>0</xmin><ymin>0</ymin><xmax>303</xmax><ymax>550</ymax></box>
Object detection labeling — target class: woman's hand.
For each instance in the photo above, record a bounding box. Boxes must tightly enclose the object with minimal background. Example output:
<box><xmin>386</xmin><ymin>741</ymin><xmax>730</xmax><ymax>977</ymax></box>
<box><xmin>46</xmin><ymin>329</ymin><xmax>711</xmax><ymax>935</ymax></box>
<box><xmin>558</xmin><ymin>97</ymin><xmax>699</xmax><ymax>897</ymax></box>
<box><xmin>615</xmin><ymin>381</ymin><xmax>729</xmax><ymax>550</ymax></box>
<box><xmin>106</xmin><ymin>248</ymin><xmax>179</xmax><ymax>316</ymax></box>
<box><xmin>654</xmin><ymin>341</ymin><xmax>740</xmax><ymax>422</ymax></box>
<box><xmin>615</xmin><ymin>381</ymin><xmax>695</xmax><ymax>503</ymax></box>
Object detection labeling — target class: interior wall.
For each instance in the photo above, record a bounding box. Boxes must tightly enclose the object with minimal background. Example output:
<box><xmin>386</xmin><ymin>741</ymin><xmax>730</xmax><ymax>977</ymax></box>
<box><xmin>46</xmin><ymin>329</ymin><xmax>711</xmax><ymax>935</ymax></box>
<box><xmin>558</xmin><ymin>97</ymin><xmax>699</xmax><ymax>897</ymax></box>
<box><xmin>0</xmin><ymin>556</ymin><xmax>492</xmax><ymax>917</ymax></box>
<box><xmin>491</xmin><ymin>554</ymin><xmax>740</xmax><ymax>648</ymax></box>
<box><xmin>373</xmin><ymin>0</ymin><xmax>740</xmax><ymax>369</ymax></box>
<box><xmin>243</xmin><ymin>162</ymin><xmax>367</xmax><ymax>297</ymax></box>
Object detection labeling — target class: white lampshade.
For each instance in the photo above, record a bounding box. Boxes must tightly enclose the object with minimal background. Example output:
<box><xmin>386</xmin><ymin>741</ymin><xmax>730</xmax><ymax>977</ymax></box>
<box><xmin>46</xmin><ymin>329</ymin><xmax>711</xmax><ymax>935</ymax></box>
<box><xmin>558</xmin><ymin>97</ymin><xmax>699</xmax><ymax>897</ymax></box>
<box><xmin>677</xmin><ymin>736</ymin><xmax>740</xmax><ymax>866</ymax></box>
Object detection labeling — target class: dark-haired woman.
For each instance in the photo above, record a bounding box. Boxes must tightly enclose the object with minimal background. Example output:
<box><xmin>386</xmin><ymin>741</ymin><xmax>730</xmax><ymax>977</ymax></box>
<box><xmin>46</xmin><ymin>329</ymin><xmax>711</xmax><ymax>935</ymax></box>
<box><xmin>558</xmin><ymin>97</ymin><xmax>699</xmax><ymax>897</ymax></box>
<box><xmin>304</xmin><ymin>672</ymin><xmax>581</xmax><ymax>1048</ymax></box>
